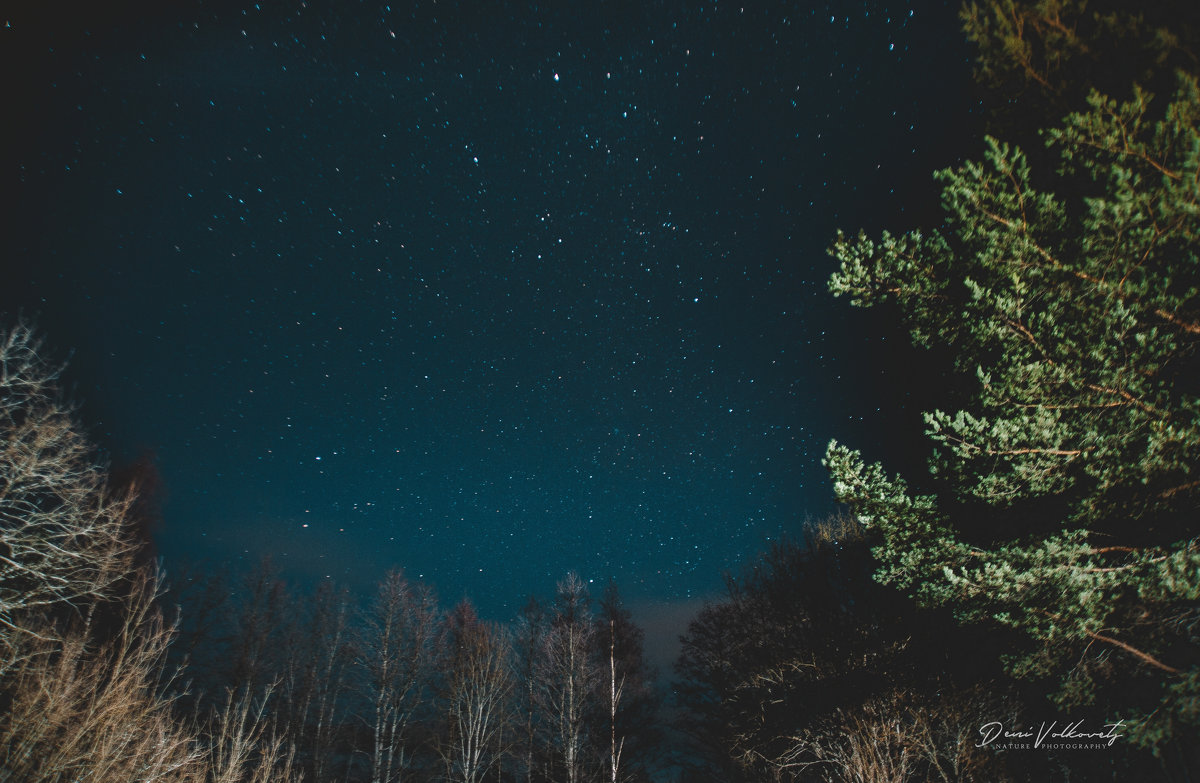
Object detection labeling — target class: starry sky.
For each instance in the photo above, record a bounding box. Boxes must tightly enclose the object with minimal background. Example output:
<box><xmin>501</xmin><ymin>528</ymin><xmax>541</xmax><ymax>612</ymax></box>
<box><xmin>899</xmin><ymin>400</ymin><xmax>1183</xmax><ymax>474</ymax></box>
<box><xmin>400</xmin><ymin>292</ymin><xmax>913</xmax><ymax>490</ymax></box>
<box><xmin>4</xmin><ymin>0</ymin><xmax>976</xmax><ymax>618</ymax></box>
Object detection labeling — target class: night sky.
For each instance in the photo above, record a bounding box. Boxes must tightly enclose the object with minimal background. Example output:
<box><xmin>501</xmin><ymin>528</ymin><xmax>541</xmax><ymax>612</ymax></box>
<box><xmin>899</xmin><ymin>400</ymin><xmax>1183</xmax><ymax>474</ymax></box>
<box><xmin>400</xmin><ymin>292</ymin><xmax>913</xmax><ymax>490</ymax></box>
<box><xmin>4</xmin><ymin>0</ymin><xmax>976</xmax><ymax>619</ymax></box>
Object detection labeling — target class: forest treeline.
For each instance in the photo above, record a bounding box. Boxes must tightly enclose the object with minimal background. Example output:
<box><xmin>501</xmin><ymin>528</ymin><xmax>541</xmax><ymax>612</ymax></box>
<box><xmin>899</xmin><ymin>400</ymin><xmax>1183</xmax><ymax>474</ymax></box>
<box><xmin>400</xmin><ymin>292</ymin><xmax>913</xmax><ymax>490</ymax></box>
<box><xmin>4</xmin><ymin>0</ymin><xmax>1200</xmax><ymax>780</ymax></box>
<box><xmin>0</xmin><ymin>318</ymin><xmax>661</xmax><ymax>781</ymax></box>
<box><xmin>163</xmin><ymin>558</ymin><xmax>663</xmax><ymax>783</ymax></box>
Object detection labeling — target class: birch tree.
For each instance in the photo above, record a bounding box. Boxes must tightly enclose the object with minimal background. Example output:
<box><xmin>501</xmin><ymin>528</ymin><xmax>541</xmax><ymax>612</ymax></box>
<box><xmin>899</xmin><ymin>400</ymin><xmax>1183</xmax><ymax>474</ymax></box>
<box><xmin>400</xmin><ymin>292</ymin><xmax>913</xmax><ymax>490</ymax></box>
<box><xmin>438</xmin><ymin>600</ymin><xmax>514</xmax><ymax>783</ymax></box>
<box><xmin>281</xmin><ymin>580</ymin><xmax>354</xmax><ymax>781</ymax></box>
<box><xmin>358</xmin><ymin>569</ymin><xmax>441</xmax><ymax>783</ymax></box>
<box><xmin>0</xmin><ymin>322</ymin><xmax>135</xmax><ymax>668</ymax></box>
<box><xmin>512</xmin><ymin>597</ymin><xmax>547</xmax><ymax>783</ymax></box>
<box><xmin>593</xmin><ymin>582</ymin><xmax>658</xmax><ymax>783</ymax></box>
<box><xmin>537</xmin><ymin>573</ymin><xmax>598</xmax><ymax>783</ymax></box>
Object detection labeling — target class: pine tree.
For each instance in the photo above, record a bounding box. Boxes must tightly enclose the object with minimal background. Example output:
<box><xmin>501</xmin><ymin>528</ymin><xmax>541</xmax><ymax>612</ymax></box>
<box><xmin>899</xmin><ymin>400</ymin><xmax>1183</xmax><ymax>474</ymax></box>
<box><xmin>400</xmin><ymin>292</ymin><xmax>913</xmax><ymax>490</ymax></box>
<box><xmin>960</xmin><ymin>0</ymin><xmax>1200</xmax><ymax>145</ymax></box>
<box><xmin>824</xmin><ymin>71</ymin><xmax>1200</xmax><ymax>748</ymax></box>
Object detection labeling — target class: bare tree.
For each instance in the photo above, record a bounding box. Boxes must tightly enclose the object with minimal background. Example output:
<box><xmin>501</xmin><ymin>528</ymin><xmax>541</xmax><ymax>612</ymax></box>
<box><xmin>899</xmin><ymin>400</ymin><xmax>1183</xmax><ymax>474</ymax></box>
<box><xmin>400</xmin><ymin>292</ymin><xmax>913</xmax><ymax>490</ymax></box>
<box><xmin>0</xmin><ymin>571</ymin><xmax>201</xmax><ymax>782</ymax></box>
<box><xmin>0</xmin><ymin>322</ymin><xmax>135</xmax><ymax>669</ymax></box>
<box><xmin>512</xmin><ymin>597</ymin><xmax>547</xmax><ymax>783</ymax></box>
<box><xmin>281</xmin><ymin>580</ymin><xmax>355</xmax><ymax>781</ymax></box>
<box><xmin>206</xmin><ymin>683</ymin><xmax>300</xmax><ymax>783</ymax></box>
<box><xmin>358</xmin><ymin>569</ymin><xmax>442</xmax><ymax>783</ymax></box>
<box><xmin>738</xmin><ymin>688</ymin><xmax>1013</xmax><ymax>783</ymax></box>
<box><xmin>915</xmin><ymin>688</ymin><xmax>1017</xmax><ymax>783</ymax></box>
<box><xmin>817</xmin><ymin>695</ymin><xmax>919</xmax><ymax>783</ymax></box>
<box><xmin>593</xmin><ymin>581</ymin><xmax>659</xmax><ymax>783</ymax></box>
<box><xmin>605</xmin><ymin>617</ymin><xmax>625</xmax><ymax>783</ymax></box>
<box><xmin>225</xmin><ymin>557</ymin><xmax>291</xmax><ymax>698</ymax></box>
<box><xmin>438</xmin><ymin>600</ymin><xmax>515</xmax><ymax>783</ymax></box>
<box><xmin>0</xmin><ymin>324</ymin><xmax>302</xmax><ymax>782</ymax></box>
<box><xmin>537</xmin><ymin>573</ymin><xmax>598</xmax><ymax>783</ymax></box>
<box><xmin>0</xmin><ymin>568</ymin><xmax>303</xmax><ymax>783</ymax></box>
<box><xmin>161</xmin><ymin>560</ymin><xmax>233</xmax><ymax>703</ymax></box>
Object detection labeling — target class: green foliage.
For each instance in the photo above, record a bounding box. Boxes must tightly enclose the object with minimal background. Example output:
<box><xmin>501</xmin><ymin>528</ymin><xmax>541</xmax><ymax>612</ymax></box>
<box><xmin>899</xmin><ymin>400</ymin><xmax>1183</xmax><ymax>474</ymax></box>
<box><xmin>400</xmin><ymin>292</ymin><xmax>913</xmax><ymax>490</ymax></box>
<box><xmin>825</xmin><ymin>71</ymin><xmax>1200</xmax><ymax>748</ymax></box>
<box><xmin>960</xmin><ymin>0</ymin><xmax>1200</xmax><ymax>141</ymax></box>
